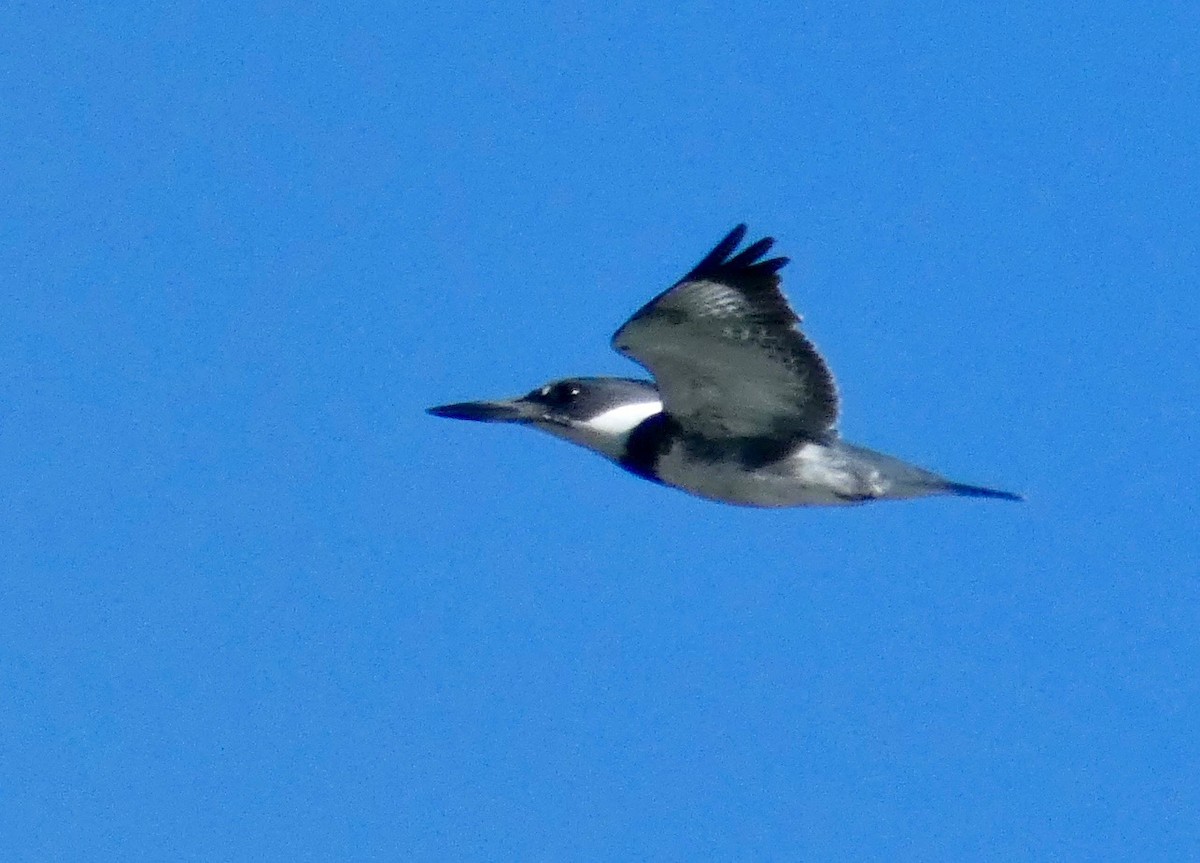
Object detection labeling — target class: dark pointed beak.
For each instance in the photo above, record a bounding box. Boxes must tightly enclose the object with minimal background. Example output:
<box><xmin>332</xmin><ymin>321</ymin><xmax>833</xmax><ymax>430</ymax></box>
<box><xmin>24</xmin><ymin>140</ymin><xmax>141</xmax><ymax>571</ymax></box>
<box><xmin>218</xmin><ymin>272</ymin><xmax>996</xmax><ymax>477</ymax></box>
<box><xmin>426</xmin><ymin>398</ymin><xmax>537</xmax><ymax>424</ymax></box>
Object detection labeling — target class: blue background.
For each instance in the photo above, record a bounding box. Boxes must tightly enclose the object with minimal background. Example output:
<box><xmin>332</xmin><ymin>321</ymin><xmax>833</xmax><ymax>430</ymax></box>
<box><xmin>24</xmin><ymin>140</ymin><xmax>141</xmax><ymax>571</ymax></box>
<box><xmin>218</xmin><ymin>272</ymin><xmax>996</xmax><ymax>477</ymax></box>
<box><xmin>3</xmin><ymin>3</ymin><xmax>1197</xmax><ymax>860</ymax></box>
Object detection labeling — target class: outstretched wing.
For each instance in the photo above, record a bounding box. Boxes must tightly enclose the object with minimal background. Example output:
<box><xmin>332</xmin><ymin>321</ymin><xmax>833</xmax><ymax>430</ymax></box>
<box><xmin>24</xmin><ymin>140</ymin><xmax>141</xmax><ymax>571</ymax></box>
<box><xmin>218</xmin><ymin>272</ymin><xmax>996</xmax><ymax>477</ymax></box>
<box><xmin>611</xmin><ymin>224</ymin><xmax>839</xmax><ymax>440</ymax></box>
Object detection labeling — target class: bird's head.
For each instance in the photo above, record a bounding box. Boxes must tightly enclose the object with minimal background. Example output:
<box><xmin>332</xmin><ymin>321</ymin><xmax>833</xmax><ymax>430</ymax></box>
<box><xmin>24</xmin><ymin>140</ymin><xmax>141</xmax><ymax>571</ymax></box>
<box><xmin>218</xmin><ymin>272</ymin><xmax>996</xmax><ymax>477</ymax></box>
<box><xmin>428</xmin><ymin>377</ymin><xmax>662</xmax><ymax>460</ymax></box>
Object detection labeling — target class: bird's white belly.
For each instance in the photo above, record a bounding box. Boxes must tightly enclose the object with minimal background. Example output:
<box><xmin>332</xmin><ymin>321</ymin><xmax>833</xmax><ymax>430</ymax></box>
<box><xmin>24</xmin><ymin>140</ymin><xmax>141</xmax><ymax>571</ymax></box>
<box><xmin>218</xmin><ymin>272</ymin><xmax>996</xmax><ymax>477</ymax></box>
<box><xmin>653</xmin><ymin>441</ymin><xmax>882</xmax><ymax>507</ymax></box>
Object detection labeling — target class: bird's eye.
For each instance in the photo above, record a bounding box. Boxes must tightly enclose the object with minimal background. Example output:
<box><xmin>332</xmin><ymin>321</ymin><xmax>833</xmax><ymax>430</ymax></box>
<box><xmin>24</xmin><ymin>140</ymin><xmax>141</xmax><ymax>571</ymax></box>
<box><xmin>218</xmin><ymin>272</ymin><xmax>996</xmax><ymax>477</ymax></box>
<box><xmin>539</xmin><ymin>382</ymin><xmax>582</xmax><ymax>404</ymax></box>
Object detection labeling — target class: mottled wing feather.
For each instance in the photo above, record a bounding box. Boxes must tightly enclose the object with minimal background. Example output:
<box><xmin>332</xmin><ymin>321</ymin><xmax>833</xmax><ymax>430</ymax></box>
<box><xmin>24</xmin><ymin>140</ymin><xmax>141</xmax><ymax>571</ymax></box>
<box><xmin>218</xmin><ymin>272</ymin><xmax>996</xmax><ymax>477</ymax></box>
<box><xmin>612</xmin><ymin>225</ymin><xmax>839</xmax><ymax>440</ymax></box>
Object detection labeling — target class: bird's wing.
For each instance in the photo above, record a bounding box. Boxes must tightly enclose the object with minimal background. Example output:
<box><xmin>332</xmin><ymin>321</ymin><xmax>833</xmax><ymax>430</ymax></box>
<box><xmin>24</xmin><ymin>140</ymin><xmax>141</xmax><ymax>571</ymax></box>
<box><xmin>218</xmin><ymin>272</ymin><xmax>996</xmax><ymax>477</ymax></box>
<box><xmin>611</xmin><ymin>224</ymin><xmax>839</xmax><ymax>440</ymax></box>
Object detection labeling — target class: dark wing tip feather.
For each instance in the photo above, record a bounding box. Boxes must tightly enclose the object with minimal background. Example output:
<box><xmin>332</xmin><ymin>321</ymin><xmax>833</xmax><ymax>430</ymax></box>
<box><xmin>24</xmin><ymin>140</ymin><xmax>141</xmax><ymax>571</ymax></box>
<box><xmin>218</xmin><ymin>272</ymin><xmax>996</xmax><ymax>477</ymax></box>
<box><xmin>721</xmin><ymin>223</ymin><xmax>749</xmax><ymax>250</ymax></box>
<box><xmin>684</xmin><ymin>224</ymin><xmax>747</xmax><ymax>279</ymax></box>
<box><xmin>726</xmin><ymin>236</ymin><xmax>775</xmax><ymax>268</ymax></box>
<box><xmin>681</xmin><ymin>225</ymin><xmax>790</xmax><ymax>285</ymax></box>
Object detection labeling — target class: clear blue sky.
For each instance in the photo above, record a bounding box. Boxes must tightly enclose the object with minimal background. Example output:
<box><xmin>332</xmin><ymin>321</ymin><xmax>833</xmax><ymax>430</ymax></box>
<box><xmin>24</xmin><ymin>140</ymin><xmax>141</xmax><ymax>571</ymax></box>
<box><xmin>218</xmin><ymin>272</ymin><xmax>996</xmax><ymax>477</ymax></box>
<box><xmin>2</xmin><ymin>3</ymin><xmax>1197</xmax><ymax>860</ymax></box>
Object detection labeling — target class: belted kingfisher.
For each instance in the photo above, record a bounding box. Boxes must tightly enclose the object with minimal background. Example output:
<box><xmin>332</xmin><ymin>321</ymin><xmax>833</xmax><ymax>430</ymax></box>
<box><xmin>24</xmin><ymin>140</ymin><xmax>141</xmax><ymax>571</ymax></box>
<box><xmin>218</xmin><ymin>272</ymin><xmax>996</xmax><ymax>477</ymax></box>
<box><xmin>429</xmin><ymin>225</ymin><xmax>1021</xmax><ymax>507</ymax></box>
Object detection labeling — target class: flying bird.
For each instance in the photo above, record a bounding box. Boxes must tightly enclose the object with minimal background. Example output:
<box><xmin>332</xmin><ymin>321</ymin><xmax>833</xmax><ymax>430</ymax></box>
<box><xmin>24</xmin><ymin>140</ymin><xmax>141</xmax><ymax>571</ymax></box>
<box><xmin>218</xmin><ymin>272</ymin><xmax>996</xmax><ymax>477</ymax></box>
<box><xmin>428</xmin><ymin>225</ymin><xmax>1021</xmax><ymax>507</ymax></box>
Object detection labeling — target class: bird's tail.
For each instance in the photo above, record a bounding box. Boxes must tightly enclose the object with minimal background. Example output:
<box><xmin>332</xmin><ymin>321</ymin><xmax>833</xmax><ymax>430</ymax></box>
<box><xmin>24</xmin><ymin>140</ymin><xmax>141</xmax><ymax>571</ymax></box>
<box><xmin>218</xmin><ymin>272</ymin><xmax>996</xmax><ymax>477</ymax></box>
<box><xmin>943</xmin><ymin>482</ymin><xmax>1024</xmax><ymax>502</ymax></box>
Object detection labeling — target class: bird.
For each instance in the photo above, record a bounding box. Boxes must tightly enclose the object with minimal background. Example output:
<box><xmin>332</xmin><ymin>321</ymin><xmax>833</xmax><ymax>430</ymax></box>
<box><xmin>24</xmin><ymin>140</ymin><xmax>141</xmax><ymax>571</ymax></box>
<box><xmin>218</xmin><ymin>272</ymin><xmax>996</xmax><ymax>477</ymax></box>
<box><xmin>428</xmin><ymin>224</ymin><xmax>1022</xmax><ymax>507</ymax></box>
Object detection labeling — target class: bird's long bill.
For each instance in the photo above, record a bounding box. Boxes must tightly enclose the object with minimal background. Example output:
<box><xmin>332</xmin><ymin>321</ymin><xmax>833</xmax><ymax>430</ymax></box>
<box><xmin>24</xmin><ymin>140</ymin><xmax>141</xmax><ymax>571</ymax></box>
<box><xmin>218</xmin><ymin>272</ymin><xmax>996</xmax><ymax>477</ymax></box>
<box><xmin>426</xmin><ymin>398</ymin><xmax>533</xmax><ymax>424</ymax></box>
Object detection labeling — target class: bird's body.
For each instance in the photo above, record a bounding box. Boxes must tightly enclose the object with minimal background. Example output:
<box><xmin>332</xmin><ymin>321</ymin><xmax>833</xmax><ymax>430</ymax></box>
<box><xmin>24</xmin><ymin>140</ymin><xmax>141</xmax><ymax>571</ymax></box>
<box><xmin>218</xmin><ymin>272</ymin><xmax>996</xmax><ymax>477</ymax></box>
<box><xmin>429</xmin><ymin>225</ymin><xmax>1021</xmax><ymax>507</ymax></box>
<box><xmin>649</xmin><ymin>437</ymin><xmax>953</xmax><ymax>507</ymax></box>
